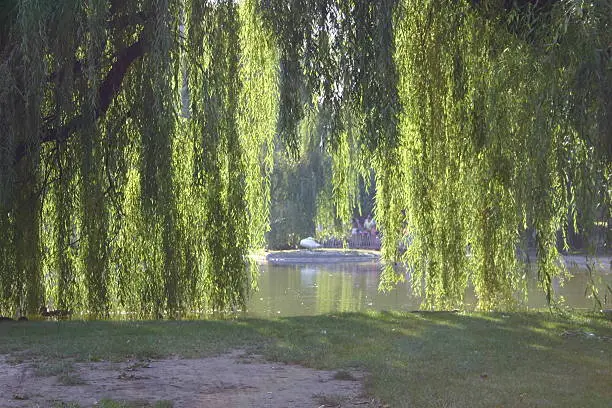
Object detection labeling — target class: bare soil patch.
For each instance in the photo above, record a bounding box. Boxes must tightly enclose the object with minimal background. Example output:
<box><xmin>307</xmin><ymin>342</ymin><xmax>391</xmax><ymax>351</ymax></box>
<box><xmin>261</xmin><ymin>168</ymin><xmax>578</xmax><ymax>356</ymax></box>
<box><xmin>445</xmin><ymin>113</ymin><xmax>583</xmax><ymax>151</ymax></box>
<box><xmin>0</xmin><ymin>351</ymin><xmax>379</xmax><ymax>408</ymax></box>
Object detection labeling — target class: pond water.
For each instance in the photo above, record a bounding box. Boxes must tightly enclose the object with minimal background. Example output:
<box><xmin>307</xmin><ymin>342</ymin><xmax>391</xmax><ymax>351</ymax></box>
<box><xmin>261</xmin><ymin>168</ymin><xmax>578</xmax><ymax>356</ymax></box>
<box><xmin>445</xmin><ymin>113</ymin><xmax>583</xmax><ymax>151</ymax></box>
<box><xmin>247</xmin><ymin>261</ymin><xmax>612</xmax><ymax>317</ymax></box>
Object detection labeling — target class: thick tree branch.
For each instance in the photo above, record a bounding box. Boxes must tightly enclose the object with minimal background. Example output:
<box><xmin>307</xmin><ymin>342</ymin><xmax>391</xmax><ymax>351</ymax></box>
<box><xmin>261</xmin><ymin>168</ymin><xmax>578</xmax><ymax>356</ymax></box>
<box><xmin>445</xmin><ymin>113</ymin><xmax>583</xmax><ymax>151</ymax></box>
<box><xmin>15</xmin><ymin>37</ymin><xmax>147</xmax><ymax>164</ymax></box>
<box><xmin>97</xmin><ymin>37</ymin><xmax>146</xmax><ymax>116</ymax></box>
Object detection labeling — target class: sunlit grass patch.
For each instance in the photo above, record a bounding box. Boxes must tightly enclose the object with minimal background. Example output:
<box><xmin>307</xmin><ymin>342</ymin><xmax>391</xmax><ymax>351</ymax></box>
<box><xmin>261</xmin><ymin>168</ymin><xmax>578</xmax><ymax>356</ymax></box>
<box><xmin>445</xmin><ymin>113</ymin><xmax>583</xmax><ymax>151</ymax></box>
<box><xmin>332</xmin><ymin>370</ymin><xmax>358</xmax><ymax>381</ymax></box>
<box><xmin>57</xmin><ymin>373</ymin><xmax>87</xmax><ymax>386</ymax></box>
<box><xmin>34</xmin><ymin>360</ymin><xmax>75</xmax><ymax>377</ymax></box>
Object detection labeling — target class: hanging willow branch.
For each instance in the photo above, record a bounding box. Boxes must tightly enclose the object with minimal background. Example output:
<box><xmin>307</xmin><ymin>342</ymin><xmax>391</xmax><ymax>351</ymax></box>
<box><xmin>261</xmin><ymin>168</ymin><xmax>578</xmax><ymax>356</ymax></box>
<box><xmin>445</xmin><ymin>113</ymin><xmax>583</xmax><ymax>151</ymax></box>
<box><xmin>0</xmin><ymin>0</ymin><xmax>608</xmax><ymax>316</ymax></box>
<box><xmin>14</xmin><ymin>37</ymin><xmax>148</xmax><ymax>165</ymax></box>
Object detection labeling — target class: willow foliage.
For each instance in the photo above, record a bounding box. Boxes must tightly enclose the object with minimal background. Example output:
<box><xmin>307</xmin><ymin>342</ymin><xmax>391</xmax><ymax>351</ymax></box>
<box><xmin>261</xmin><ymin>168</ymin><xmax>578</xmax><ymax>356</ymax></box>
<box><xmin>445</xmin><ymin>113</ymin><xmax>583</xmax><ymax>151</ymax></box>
<box><xmin>389</xmin><ymin>0</ymin><xmax>610</xmax><ymax>309</ymax></box>
<box><xmin>0</xmin><ymin>0</ymin><xmax>277</xmax><ymax>317</ymax></box>
<box><xmin>0</xmin><ymin>0</ymin><xmax>609</xmax><ymax>316</ymax></box>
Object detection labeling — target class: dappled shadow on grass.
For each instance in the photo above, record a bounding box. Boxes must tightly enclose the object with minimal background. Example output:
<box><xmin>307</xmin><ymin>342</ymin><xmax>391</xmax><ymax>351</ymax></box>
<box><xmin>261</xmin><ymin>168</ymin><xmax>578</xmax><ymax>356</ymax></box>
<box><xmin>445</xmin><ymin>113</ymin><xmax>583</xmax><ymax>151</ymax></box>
<box><xmin>399</xmin><ymin>312</ymin><xmax>610</xmax><ymax>407</ymax></box>
<box><xmin>0</xmin><ymin>311</ymin><xmax>610</xmax><ymax>407</ymax></box>
<box><xmin>241</xmin><ymin>311</ymin><xmax>612</xmax><ymax>407</ymax></box>
<box><xmin>0</xmin><ymin>319</ymin><xmax>269</xmax><ymax>362</ymax></box>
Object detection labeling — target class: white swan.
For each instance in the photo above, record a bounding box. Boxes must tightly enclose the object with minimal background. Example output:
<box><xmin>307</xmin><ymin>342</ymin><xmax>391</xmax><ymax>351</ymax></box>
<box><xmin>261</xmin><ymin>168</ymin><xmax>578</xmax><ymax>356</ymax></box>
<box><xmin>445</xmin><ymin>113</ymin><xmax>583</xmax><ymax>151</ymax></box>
<box><xmin>299</xmin><ymin>237</ymin><xmax>321</xmax><ymax>249</ymax></box>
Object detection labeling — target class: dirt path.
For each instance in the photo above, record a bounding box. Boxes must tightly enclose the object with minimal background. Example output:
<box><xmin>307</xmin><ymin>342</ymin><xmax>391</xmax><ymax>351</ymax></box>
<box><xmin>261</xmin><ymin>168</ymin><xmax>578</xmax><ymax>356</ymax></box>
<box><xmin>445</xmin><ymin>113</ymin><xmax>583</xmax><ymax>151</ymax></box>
<box><xmin>0</xmin><ymin>351</ymin><xmax>379</xmax><ymax>407</ymax></box>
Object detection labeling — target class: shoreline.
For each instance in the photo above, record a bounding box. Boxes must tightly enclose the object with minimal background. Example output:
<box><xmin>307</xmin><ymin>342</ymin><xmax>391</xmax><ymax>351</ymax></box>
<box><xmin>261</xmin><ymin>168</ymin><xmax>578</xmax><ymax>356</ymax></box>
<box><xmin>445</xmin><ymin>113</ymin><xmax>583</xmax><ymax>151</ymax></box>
<box><xmin>252</xmin><ymin>249</ymin><xmax>611</xmax><ymax>271</ymax></box>
<box><xmin>252</xmin><ymin>249</ymin><xmax>380</xmax><ymax>265</ymax></box>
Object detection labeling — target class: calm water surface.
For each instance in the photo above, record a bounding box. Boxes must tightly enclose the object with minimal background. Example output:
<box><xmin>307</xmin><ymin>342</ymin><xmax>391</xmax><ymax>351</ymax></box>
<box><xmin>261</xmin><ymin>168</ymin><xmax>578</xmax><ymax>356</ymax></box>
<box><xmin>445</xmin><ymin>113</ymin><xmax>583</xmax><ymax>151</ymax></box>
<box><xmin>247</xmin><ymin>262</ymin><xmax>612</xmax><ymax>317</ymax></box>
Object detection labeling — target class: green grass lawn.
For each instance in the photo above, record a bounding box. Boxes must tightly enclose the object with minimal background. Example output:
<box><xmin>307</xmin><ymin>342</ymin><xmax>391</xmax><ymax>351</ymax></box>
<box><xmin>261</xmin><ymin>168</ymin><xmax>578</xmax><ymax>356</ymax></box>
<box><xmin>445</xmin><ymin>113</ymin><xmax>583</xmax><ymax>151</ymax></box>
<box><xmin>1</xmin><ymin>311</ymin><xmax>610</xmax><ymax>407</ymax></box>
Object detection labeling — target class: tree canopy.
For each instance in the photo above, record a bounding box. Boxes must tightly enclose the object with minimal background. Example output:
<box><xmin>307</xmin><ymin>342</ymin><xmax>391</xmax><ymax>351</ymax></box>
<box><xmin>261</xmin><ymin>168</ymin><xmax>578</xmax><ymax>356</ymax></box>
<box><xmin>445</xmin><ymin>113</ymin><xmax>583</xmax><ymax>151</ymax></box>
<box><xmin>0</xmin><ymin>0</ymin><xmax>610</xmax><ymax>316</ymax></box>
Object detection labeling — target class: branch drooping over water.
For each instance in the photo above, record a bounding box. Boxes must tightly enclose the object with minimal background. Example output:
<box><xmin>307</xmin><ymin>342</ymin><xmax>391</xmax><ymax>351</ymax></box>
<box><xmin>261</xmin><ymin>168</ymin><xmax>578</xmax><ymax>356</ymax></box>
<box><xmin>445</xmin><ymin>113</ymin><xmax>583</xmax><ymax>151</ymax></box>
<box><xmin>0</xmin><ymin>0</ymin><xmax>609</xmax><ymax>316</ymax></box>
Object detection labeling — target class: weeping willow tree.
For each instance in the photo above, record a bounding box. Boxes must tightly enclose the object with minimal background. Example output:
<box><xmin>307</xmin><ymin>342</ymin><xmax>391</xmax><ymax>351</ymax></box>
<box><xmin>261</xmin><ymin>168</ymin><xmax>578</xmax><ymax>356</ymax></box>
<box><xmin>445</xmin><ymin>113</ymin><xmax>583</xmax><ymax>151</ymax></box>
<box><xmin>0</xmin><ymin>0</ymin><xmax>609</xmax><ymax>316</ymax></box>
<box><xmin>259</xmin><ymin>0</ymin><xmax>610</xmax><ymax>309</ymax></box>
<box><xmin>388</xmin><ymin>0</ymin><xmax>611</xmax><ymax>309</ymax></box>
<box><xmin>0</xmin><ymin>0</ymin><xmax>278</xmax><ymax>316</ymax></box>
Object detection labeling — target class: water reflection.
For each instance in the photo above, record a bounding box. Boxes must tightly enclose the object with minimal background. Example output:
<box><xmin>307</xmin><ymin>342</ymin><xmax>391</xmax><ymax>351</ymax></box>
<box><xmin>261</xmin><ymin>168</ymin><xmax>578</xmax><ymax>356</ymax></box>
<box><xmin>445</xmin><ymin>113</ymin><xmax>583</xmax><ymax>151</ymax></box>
<box><xmin>248</xmin><ymin>262</ymin><xmax>611</xmax><ymax>317</ymax></box>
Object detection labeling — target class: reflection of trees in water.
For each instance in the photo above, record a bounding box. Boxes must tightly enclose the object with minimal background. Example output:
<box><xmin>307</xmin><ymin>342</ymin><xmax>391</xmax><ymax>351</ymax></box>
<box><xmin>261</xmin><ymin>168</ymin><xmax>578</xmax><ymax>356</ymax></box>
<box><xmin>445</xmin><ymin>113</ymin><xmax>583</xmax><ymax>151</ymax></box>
<box><xmin>250</xmin><ymin>263</ymin><xmax>611</xmax><ymax>316</ymax></box>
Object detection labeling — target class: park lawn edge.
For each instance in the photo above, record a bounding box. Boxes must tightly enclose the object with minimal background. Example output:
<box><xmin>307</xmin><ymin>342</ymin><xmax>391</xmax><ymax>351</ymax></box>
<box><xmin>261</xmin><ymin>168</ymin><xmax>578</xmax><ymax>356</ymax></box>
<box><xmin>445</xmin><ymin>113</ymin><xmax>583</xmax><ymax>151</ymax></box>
<box><xmin>1</xmin><ymin>311</ymin><xmax>611</xmax><ymax>408</ymax></box>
